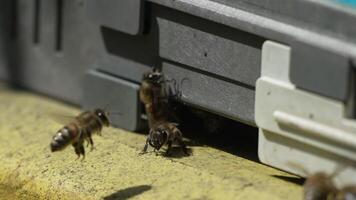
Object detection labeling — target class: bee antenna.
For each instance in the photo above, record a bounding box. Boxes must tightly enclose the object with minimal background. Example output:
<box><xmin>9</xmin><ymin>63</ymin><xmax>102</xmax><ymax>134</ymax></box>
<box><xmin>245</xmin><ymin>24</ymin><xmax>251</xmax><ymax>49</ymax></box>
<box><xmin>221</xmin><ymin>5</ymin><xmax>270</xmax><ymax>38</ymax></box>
<box><xmin>152</xmin><ymin>67</ymin><xmax>160</xmax><ymax>72</ymax></box>
<box><xmin>108</xmin><ymin>111</ymin><xmax>123</xmax><ymax>116</ymax></box>
<box><xmin>162</xmin><ymin>79</ymin><xmax>177</xmax><ymax>87</ymax></box>
<box><xmin>104</xmin><ymin>104</ymin><xmax>109</xmax><ymax>111</ymax></box>
<box><xmin>103</xmin><ymin>95</ymin><xmax>118</xmax><ymax>112</ymax></box>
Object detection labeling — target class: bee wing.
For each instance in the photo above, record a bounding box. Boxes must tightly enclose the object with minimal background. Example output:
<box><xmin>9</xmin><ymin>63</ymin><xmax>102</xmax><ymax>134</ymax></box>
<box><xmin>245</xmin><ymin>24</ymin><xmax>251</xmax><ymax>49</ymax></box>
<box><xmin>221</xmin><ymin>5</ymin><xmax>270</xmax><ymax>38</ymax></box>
<box><xmin>168</xmin><ymin>122</ymin><xmax>179</xmax><ymax>127</ymax></box>
<box><xmin>49</xmin><ymin>112</ymin><xmax>77</xmax><ymax>125</ymax></box>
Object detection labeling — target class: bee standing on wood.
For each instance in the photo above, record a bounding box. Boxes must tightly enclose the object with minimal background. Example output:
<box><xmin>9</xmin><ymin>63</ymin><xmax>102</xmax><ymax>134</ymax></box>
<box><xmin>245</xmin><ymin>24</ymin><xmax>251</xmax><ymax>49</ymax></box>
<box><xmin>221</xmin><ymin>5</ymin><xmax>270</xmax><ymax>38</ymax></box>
<box><xmin>139</xmin><ymin>68</ymin><xmax>189</xmax><ymax>156</ymax></box>
<box><xmin>50</xmin><ymin>109</ymin><xmax>110</xmax><ymax>159</ymax></box>
<box><xmin>140</xmin><ymin>122</ymin><xmax>189</xmax><ymax>156</ymax></box>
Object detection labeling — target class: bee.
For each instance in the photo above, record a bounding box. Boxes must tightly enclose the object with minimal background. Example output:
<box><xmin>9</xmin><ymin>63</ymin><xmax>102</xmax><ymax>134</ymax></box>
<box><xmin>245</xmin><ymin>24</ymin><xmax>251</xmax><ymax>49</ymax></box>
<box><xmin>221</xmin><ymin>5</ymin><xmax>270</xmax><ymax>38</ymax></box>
<box><xmin>140</xmin><ymin>68</ymin><xmax>164</xmax><ymax>105</ymax></box>
<box><xmin>139</xmin><ymin>68</ymin><xmax>189</xmax><ymax>156</ymax></box>
<box><xmin>50</xmin><ymin>108</ymin><xmax>110</xmax><ymax>159</ymax></box>
<box><xmin>139</xmin><ymin>122</ymin><xmax>189</xmax><ymax>156</ymax></box>
<box><xmin>303</xmin><ymin>172</ymin><xmax>337</xmax><ymax>200</ymax></box>
<box><xmin>288</xmin><ymin>162</ymin><xmax>356</xmax><ymax>200</ymax></box>
<box><xmin>304</xmin><ymin>172</ymin><xmax>356</xmax><ymax>200</ymax></box>
<box><xmin>139</xmin><ymin>68</ymin><xmax>170</xmax><ymax>128</ymax></box>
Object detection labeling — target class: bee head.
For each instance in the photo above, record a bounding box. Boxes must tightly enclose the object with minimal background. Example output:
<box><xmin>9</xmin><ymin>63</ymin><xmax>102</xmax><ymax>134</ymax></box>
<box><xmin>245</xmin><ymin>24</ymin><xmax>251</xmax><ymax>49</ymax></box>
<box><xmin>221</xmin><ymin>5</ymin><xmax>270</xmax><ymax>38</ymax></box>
<box><xmin>95</xmin><ymin>108</ymin><xmax>110</xmax><ymax>127</ymax></box>
<box><xmin>143</xmin><ymin>68</ymin><xmax>163</xmax><ymax>85</ymax></box>
<box><xmin>148</xmin><ymin>128</ymin><xmax>168</xmax><ymax>150</ymax></box>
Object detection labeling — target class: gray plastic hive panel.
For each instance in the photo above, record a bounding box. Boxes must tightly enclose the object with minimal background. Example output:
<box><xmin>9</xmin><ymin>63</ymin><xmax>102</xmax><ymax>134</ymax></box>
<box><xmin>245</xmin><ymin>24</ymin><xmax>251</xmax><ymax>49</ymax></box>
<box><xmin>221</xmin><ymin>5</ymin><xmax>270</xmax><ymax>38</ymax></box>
<box><xmin>156</xmin><ymin>6</ymin><xmax>263</xmax><ymax>87</ymax></box>
<box><xmin>83</xmin><ymin>70</ymin><xmax>143</xmax><ymax>131</ymax></box>
<box><xmin>0</xmin><ymin>0</ymin><xmax>13</xmax><ymax>80</ymax></box>
<box><xmin>1</xmin><ymin>0</ymin><xmax>356</xmax><ymax>132</ymax></box>
<box><xmin>232</xmin><ymin>0</ymin><xmax>356</xmax><ymax>42</ymax></box>
<box><xmin>162</xmin><ymin>61</ymin><xmax>255</xmax><ymax>126</ymax></box>
<box><xmin>97</xmin><ymin>25</ymin><xmax>159</xmax><ymax>83</ymax></box>
<box><xmin>149</xmin><ymin>0</ymin><xmax>356</xmax><ymax>60</ymax></box>
<box><xmin>87</xmin><ymin>0</ymin><xmax>144</xmax><ymax>35</ymax></box>
<box><xmin>213</xmin><ymin>0</ymin><xmax>356</xmax><ymax>36</ymax></box>
<box><xmin>0</xmin><ymin>0</ymin><xmax>103</xmax><ymax>104</ymax></box>
<box><xmin>290</xmin><ymin>40</ymin><xmax>352</xmax><ymax>101</ymax></box>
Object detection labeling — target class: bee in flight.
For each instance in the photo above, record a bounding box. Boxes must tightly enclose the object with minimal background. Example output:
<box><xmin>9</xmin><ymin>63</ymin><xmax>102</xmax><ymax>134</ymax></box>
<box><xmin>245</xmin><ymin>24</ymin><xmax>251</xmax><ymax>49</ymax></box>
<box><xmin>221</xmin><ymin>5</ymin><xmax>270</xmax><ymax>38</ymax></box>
<box><xmin>304</xmin><ymin>172</ymin><xmax>356</xmax><ymax>200</ymax></box>
<box><xmin>288</xmin><ymin>162</ymin><xmax>356</xmax><ymax>200</ymax></box>
<box><xmin>50</xmin><ymin>109</ymin><xmax>110</xmax><ymax>159</ymax></box>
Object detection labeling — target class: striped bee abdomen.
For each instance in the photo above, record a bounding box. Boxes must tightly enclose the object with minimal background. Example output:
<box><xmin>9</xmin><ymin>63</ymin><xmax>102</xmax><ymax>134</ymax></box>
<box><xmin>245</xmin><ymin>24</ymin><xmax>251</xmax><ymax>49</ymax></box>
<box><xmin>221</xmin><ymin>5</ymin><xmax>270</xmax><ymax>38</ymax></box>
<box><xmin>50</xmin><ymin>123</ymin><xmax>79</xmax><ymax>152</ymax></box>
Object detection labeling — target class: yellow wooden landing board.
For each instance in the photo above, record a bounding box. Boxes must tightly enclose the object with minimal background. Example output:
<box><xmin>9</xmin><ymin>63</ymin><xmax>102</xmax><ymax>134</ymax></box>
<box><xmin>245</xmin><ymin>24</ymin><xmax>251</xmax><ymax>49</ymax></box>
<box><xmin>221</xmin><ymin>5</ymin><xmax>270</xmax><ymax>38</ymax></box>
<box><xmin>0</xmin><ymin>85</ymin><xmax>302</xmax><ymax>200</ymax></box>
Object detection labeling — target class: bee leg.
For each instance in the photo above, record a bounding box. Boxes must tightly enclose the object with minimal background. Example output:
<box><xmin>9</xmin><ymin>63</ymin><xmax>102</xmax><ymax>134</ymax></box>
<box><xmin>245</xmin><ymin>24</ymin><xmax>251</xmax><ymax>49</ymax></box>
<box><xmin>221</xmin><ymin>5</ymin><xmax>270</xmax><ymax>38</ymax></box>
<box><xmin>138</xmin><ymin>138</ymin><xmax>149</xmax><ymax>155</ymax></box>
<box><xmin>73</xmin><ymin>142</ymin><xmax>81</xmax><ymax>159</ymax></box>
<box><xmin>85</xmin><ymin>136</ymin><xmax>95</xmax><ymax>151</ymax></box>
<box><xmin>174</xmin><ymin>79</ymin><xmax>182</xmax><ymax>100</ymax></box>
<box><xmin>165</xmin><ymin>141</ymin><xmax>173</xmax><ymax>156</ymax></box>
<box><xmin>79</xmin><ymin>144</ymin><xmax>85</xmax><ymax>160</ymax></box>
<box><xmin>171</xmin><ymin>126</ymin><xmax>189</xmax><ymax>155</ymax></box>
<box><xmin>175</xmin><ymin>136</ymin><xmax>189</xmax><ymax>155</ymax></box>
<box><xmin>73</xmin><ymin>142</ymin><xmax>85</xmax><ymax>160</ymax></box>
<box><xmin>89</xmin><ymin>137</ymin><xmax>95</xmax><ymax>151</ymax></box>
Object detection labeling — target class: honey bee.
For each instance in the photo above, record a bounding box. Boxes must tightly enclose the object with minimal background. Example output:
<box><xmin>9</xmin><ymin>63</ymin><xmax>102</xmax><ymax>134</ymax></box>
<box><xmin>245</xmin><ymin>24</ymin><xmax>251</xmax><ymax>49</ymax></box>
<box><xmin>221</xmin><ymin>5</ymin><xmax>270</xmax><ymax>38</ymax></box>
<box><xmin>139</xmin><ymin>68</ymin><xmax>190</xmax><ymax>156</ymax></box>
<box><xmin>139</xmin><ymin>122</ymin><xmax>189</xmax><ymax>156</ymax></box>
<box><xmin>303</xmin><ymin>172</ymin><xmax>337</xmax><ymax>200</ymax></box>
<box><xmin>50</xmin><ymin>109</ymin><xmax>110</xmax><ymax>159</ymax></box>
<box><xmin>304</xmin><ymin>172</ymin><xmax>356</xmax><ymax>200</ymax></box>
<box><xmin>288</xmin><ymin>162</ymin><xmax>356</xmax><ymax>200</ymax></box>
<box><xmin>139</xmin><ymin>68</ymin><xmax>171</xmax><ymax>128</ymax></box>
